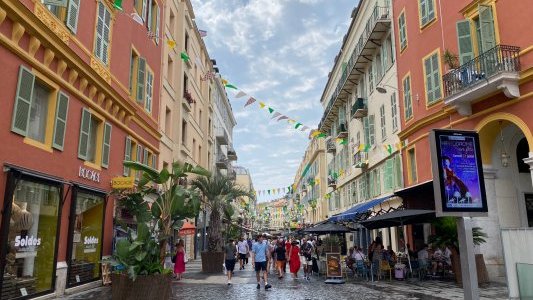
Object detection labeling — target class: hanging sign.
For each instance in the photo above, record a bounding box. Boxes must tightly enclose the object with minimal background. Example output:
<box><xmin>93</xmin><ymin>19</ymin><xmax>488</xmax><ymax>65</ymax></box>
<box><xmin>430</xmin><ymin>129</ymin><xmax>488</xmax><ymax>217</ymax></box>
<box><xmin>111</xmin><ymin>177</ymin><xmax>135</xmax><ymax>189</ymax></box>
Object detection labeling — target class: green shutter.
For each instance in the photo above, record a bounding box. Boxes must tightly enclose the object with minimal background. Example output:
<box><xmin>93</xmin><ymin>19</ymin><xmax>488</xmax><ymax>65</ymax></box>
<box><xmin>427</xmin><ymin>0</ymin><xmax>435</xmax><ymax>23</ymax></box>
<box><xmin>95</xmin><ymin>2</ymin><xmax>104</xmax><ymax>61</ymax></box>
<box><xmin>141</xmin><ymin>0</ymin><xmax>147</xmax><ymax>21</ymax></box>
<box><xmin>145</xmin><ymin>71</ymin><xmax>153</xmax><ymax>112</ymax></box>
<box><xmin>155</xmin><ymin>6</ymin><xmax>160</xmax><ymax>45</ymax></box>
<box><xmin>102</xmin><ymin>6</ymin><xmax>111</xmax><ymax>65</ymax></box>
<box><xmin>419</xmin><ymin>0</ymin><xmax>428</xmax><ymax>25</ymax></box>
<box><xmin>369</xmin><ymin>115</ymin><xmax>375</xmax><ymax>145</ymax></box>
<box><xmin>399</xmin><ymin>13</ymin><xmax>407</xmax><ymax>49</ymax></box>
<box><xmin>123</xmin><ymin>137</ymin><xmax>132</xmax><ymax>176</ymax></box>
<box><xmin>404</xmin><ymin>76</ymin><xmax>412</xmax><ymax>118</ymax></box>
<box><xmin>66</xmin><ymin>0</ymin><xmax>80</xmax><ymax>33</ymax></box>
<box><xmin>479</xmin><ymin>5</ymin><xmax>496</xmax><ymax>53</ymax></box>
<box><xmin>102</xmin><ymin>122</ymin><xmax>112</xmax><ymax>168</ymax></box>
<box><xmin>52</xmin><ymin>92</ymin><xmax>69</xmax><ymax>151</ymax></box>
<box><xmin>431</xmin><ymin>54</ymin><xmax>441</xmax><ymax>100</ymax></box>
<box><xmin>136</xmin><ymin>57</ymin><xmax>146</xmax><ymax>103</ymax></box>
<box><xmin>11</xmin><ymin>66</ymin><xmax>35</xmax><ymax>136</ymax></box>
<box><xmin>78</xmin><ymin>108</ymin><xmax>91</xmax><ymax>160</ymax></box>
<box><xmin>147</xmin><ymin>0</ymin><xmax>152</xmax><ymax>30</ymax></box>
<box><xmin>151</xmin><ymin>154</ymin><xmax>157</xmax><ymax>169</ymax></box>
<box><xmin>129</xmin><ymin>50</ymin><xmax>134</xmax><ymax>92</ymax></box>
<box><xmin>456</xmin><ymin>20</ymin><xmax>474</xmax><ymax>65</ymax></box>
<box><xmin>143</xmin><ymin>148</ymin><xmax>149</xmax><ymax>165</ymax></box>
<box><xmin>364</xmin><ymin>117</ymin><xmax>370</xmax><ymax>145</ymax></box>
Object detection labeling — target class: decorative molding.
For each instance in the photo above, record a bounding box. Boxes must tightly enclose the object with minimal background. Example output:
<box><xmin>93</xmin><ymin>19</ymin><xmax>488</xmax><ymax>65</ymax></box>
<box><xmin>0</xmin><ymin>7</ymin><xmax>6</xmax><ymax>25</ymax></box>
<box><xmin>57</xmin><ymin>59</ymin><xmax>67</xmax><ymax>77</ymax></box>
<box><xmin>28</xmin><ymin>36</ymin><xmax>40</xmax><ymax>57</ymax></box>
<box><xmin>79</xmin><ymin>78</ymin><xmax>88</xmax><ymax>93</ymax></box>
<box><xmin>11</xmin><ymin>22</ymin><xmax>25</xmax><ymax>44</ymax></box>
<box><xmin>88</xmin><ymin>85</ymin><xmax>97</xmax><ymax>100</ymax></box>
<box><xmin>90</xmin><ymin>57</ymin><xmax>111</xmax><ymax>83</ymax></box>
<box><xmin>33</xmin><ymin>4</ymin><xmax>69</xmax><ymax>44</ymax></box>
<box><xmin>68</xmin><ymin>69</ymin><xmax>78</xmax><ymax>85</ymax></box>
<box><xmin>43</xmin><ymin>48</ymin><xmax>54</xmax><ymax>66</ymax></box>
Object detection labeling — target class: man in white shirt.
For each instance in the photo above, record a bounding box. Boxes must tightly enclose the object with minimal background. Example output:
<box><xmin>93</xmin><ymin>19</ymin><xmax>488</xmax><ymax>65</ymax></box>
<box><xmin>237</xmin><ymin>237</ymin><xmax>249</xmax><ymax>270</ymax></box>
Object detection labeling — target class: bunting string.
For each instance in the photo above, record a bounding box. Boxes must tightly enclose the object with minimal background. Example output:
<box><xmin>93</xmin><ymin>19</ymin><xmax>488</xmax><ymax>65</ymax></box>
<box><xmin>254</xmin><ymin>185</ymin><xmax>294</xmax><ymax>197</ymax></box>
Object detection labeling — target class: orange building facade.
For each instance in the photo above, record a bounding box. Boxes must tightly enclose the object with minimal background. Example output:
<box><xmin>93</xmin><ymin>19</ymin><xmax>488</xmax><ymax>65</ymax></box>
<box><xmin>392</xmin><ymin>0</ymin><xmax>533</xmax><ymax>281</ymax></box>
<box><xmin>0</xmin><ymin>0</ymin><xmax>162</xmax><ymax>298</ymax></box>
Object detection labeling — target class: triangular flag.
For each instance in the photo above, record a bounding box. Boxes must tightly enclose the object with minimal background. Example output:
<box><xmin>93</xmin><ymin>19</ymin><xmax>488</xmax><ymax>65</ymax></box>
<box><xmin>221</xmin><ymin>78</ymin><xmax>228</xmax><ymax>85</ymax></box>
<box><xmin>288</xmin><ymin>119</ymin><xmax>296</xmax><ymax>124</ymax></box>
<box><xmin>315</xmin><ymin>178</ymin><xmax>320</xmax><ymax>185</ymax></box>
<box><xmin>268</xmin><ymin>107</ymin><xmax>274</xmax><ymax>114</ymax></box>
<box><xmin>310</xmin><ymin>130</ymin><xmax>321</xmax><ymax>138</ymax></box>
<box><xmin>387</xmin><ymin>145</ymin><xmax>393</xmax><ymax>154</ymax></box>
<box><xmin>364</xmin><ymin>144</ymin><xmax>371</xmax><ymax>152</ymax></box>
<box><xmin>166</xmin><ymin>40</ymin><xmax>176</xmax><ymax>49</ymax></box>
<box><xmin>113</xmin><ymin>0</ymin><xmax>123</xmax><ymax>11</ymax></box>
<box><xmin>268</xmin><ymin>190</ymin><xmax>271</xmax><ymax>195</ymax></box>
<box><xmin>277</xmin><ymin>115</ymin><xmax>289</xmax><ymax>121</ymax></box>
<box><xmin>271</xmin><ymin>112</ymin><xmax>281</xmax><ymax>119</ymax></box>
<box><xmin>316</xmin><ymin>133</ymin><xmax>327</xmax><ymax>138</ymax></box>
<box><xmin>235</xmin><ymin>91</ymin><xmax>247</xmax><ymax>98</ymax></box>
<box><xmin>301</xmin><ymin>126</ymin><xmax>309</xmax><ymax>131</ymax></box>
<box><xmin>244</xmin><ymin>97</ymin><xmax>256</xmax><ymax>108</ymax></box>
<box><xmin>259</xmin><ymin>102</ymin><xmax>266</xmax><ymax>109</ymax></box>
<box><xmin>383</xmin><ymin>145</ymin><xmax>389</xmax><ymax>152</ymax></box>
<box><xmin>131</xmin><ymin>13</ymin><xmax>143</xmax><ymax>25</ymax></box>
<box><xmin>180</xmin><ymin>51</ymin><xmax>190</xmax><ymax>62</ymax></box>
<box><xmin>225</xmin><ymin>84</ymin><xmax>238</xmax><ymax>90</ymax></box>
<box><xmin>340</xmin><ymin>139</ymin><xmax>348</xmax><ymax>145</ymax></box>
<box><xmin>295</xmin><ymin>123</ymin><xmax>302</xmax><ymax>129</ymax></box>
<box><xmin>359</xmin><ymin>144</ymin><xmax>365</xmax><ymax>151</ymax></box>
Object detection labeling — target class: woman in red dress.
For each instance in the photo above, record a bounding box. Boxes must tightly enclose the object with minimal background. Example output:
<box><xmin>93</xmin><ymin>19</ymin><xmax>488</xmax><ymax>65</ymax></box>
<box><xmin>288</xmin><ymin>240</ymin><xmax>301</xmax><ymax>279</ymax></box>
<box><xmin>174</xmin><ymin>240</ymin><xmax>186</xmax><ymax>280</ymax></box>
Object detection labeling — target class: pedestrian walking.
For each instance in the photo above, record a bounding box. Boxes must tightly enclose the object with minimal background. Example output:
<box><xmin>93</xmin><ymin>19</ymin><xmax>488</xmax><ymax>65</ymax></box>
<box><xmin>301</xmin><ymin>237</ymin><xmax>314</xmax><ymax>280</ymax></box>
<box><xmin>246</xmin><ymin>238</ymin><xmax>253</xmax><ymax>265</ymax></box>
<box><xmin>252</xmin><ymin>234</ymin><xmax>272</xmax><ymax>290</ymax></box>
<box><xmin>237</xmin><ymin>237</ymin><xmax>249</xmax><ymax>270</ymax></box>
<box><xmin>288</xmin><ymin>240</ymin><xmax>301</xmax><ymax>279</ymax></box>
<box><xmin>173</xmin><ymin>240</ymin><xmax>186</xmax><ymax>280</ymax></box>
<box><xmin>224</xmin><ymin>239</ymin><xmax>237</xmax><ymax>285</ymax></box>
<box><xmin>275</xmin><ymin>239</ymin><xmax>286</xmax><ymax>279</ymax></box>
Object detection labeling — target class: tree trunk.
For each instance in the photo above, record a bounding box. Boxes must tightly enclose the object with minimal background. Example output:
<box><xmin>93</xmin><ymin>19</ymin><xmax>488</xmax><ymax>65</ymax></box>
<box><xmin>207</xmin><ymin>207</ymin><xmax>222</xmax><ymax>252</ymax></box>
<box><xmin>159</xmin><ymin>239</ymin><xmax>168</xmax><ymax>266</ymax></box>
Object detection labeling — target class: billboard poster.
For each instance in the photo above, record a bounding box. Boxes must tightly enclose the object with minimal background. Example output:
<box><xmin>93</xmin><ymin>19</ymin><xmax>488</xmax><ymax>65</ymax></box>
<box><xmin>326</xmin><ymin>253</ymin><xmax>342</xmax><ymax>278</ymax></box>
<box><xmin>430</xmin><ymin>130</ymin><xmax>488</xmax><ymax>217</ymax></box>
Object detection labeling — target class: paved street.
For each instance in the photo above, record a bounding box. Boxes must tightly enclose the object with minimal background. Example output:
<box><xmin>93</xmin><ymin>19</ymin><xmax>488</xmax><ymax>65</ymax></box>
<box><xmin>59</xmin><ymin>260</ymin><xmax>508</xmax><ymax>300</ymax></box>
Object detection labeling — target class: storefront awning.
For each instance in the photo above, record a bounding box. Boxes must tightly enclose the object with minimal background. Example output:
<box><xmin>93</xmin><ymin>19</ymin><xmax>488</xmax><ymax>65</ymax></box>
<box><xmin>394</xmin><ymin>180</ymin><xmax>435</xmax><ymax>210</ymax></box>
<box><xmin>360</xmin><ymin>209</ymin><xmax>436</xmax><ymax>230</ymax></box>
<box><xmin>303</xmin><ymin>222</ymin><xmax>355</xmax><ymax>234</ymax></box>
<box><xmin>179</xmin><ymin>222</ymin><xmax>196</xmax><ymax>236</ymax></box>
<box><xmin>327</xmin><ymin>195</ymin><xmax>392</xmax><ymax>223</ymax></box>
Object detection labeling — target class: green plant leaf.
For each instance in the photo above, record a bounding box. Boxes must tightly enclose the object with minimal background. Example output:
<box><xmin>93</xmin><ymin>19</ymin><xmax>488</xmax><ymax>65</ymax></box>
<box><xmin>116</xmin><ymin>239</ymin><xmax>132</xmax><ymax>259</ymax></box>
<box><xmin>137</xmin><ymin>223</ymin><xmax>150</xmax><ymax>241</ymax></box>
<box><xmin>129</xmin><ymin>240</ymin><xmax>144</xmax><ymax>252</ymax></box>
<box><xmin>135</xmin><ymin>251</ymin><xmax>147</xmax><ymax>262</ymax></box>
<box><xmin>124</xmin><ymin>161</ymin><xmax>159</xmax><ymax>180</ymax></box>
<box><xmin>157</xmin><ymin>168</ymin><xmax>171</xmax><ymax>184</ymax></box>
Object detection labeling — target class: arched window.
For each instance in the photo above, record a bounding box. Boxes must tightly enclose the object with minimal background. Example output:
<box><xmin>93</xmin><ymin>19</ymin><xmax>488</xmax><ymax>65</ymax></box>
<box><xmin>516</xmin><ymin>138</ymin><xmax>530</xmax><ymax>173</ymax></box>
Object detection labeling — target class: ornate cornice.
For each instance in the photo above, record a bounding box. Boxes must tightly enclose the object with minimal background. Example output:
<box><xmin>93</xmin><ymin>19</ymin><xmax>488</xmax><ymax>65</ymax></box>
<box><xmin>33</xmin><ymin>3</ymin><xmax>70</xmax><ymax>44</ymax></box>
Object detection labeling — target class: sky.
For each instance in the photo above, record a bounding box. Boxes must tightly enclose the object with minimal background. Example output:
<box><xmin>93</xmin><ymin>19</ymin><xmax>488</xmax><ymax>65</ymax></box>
<box><xmin>190</xmin><ymin>0</ymin><xmax>357</xmax><ymax>202</ymax></box>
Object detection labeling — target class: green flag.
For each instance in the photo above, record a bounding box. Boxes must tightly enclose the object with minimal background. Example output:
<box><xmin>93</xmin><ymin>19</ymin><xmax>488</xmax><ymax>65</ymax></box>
<box><xmin>302</xmin><ymin>163</ymin><xmax>311</xmax><ymax>177</ymax></box>
<box><xmin>268</xmin><ymin>107</ymin><xmax>274</xmax><ymax>114</ymax></box>
<box><xmin>316</xmin><ymin>133</ymin><xmax>327</xmax><ymax>138</ymax></box>
<box><xmin>295</xmin><ymin>123</ymin><xmax>302</xmax><ymax>129</ymax></box>
<box><xmin>225</xmin><ymin>84</ymin><xmax>238</xmax><ymax>90</ymax></box>
<box><xmin>340</xmin><ymin>138</ymin><xmax>348</xmax><ymax>145</ymax></box>
<box><xmin>387</xmin><ymin>145</ymin><xmax>393</xmax><ymax>154</ymax></box>
<box><xmin>113</xmin><ymin>0</ymin><xmax>123</xmax><ymax>10</ymax></box>
<box><xmin>364</xmin><ymin>144</ymin><xmax>371</xmax><ymax>152</ymax></box>
<box><xmin>180</xmin><ymin>51</ymin><xmax>190</xmax><ymax>62</ymax></box>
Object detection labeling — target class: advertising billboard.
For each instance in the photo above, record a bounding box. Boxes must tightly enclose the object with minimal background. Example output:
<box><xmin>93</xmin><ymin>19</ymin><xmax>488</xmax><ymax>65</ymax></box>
<box><xmin>430</xmin><ymin>129</ymin><xmax>488</xmax><ymax>217</ymax></box>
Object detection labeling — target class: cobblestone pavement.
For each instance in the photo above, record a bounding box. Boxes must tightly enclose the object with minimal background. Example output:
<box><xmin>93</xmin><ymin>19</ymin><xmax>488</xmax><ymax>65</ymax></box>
<box><xmin>60</xmin><ymin>260</ymin><xmax>508</xmax><ymax>300</ymax></box>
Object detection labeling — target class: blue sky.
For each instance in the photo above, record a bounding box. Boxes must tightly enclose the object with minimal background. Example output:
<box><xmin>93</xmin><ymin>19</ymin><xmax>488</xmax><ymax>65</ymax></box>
<box><xmin>191</xmin><ymin>0</ymin><xmax>357</xmax><ymax>202</ymax></box>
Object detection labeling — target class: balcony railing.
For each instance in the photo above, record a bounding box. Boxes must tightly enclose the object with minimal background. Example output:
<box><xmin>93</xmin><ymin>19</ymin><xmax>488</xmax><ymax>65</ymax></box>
<box><xmin>227</xmin><ymin>148</ymin><xmax>238</xmax><ymax>161</ymax></box>
<box><xmin>326</xmin><ymin>138</ymin><xmax>336</xmax><ymax>153</ymax></box>
<box><xmin>443</xmin><ymin>45</ymin><xmax>520</xmax><ymax>98</ymax></box>
<box><xmin>215</xmin><ymin>128</ymin><xmax>229</xmax><ymax>145</ymax></box>
<box><xmin>351</xmin><ymin>98</ymin><xmax>368</xmax><ymax>119</ymax></box>
<box><xmin>318</xmin><ymin>5</ymin><xmax>390</xmax><ymax>130</ymax></box>
<box><xmin>215</xmin><ymin>155</ymin><xmax>228</xmax><ymax>169</ymax></box>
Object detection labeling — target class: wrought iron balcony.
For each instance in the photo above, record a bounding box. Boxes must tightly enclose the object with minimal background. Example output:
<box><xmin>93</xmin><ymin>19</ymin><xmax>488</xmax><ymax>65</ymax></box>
<box><xmin>318</xmin><ymin>5</ymin><xmax>391</xmax><ymax>130</ymax></box>
<box><xmin>351</xmin><ymin>98</ymin><xmax>368</xmax><ymax>119</ymax></box>
<box><xmin>353</xmin><ymin>150</ymin><xmax>369</xmax><ymax>169</ymax></box>
<box><xmin>327</xmin><ymin>177</ymin><xmax>337</xmax><ymax>189</ymax></box>
<box><xmin>215</xmin><ymin>155</ymin><xmax>228</xmax><ymax>169</ymax></box>
<box><xmin>227</xmin><ymin>147</ymin><xmax>238</xmax><ymax>161</ymax></box>
<box><xmin>215</xmin><ymin>128</ymin><xmax>229</xmax><ymax>145</ymax></box>
<box><xmin>443</xmin><ymin>45</ymin><xmax>520</xmax><ymax>116</ymax></box>
<box><xmin>326</xmin><ymin>138</ymin><xmax>336</xmax><ymax>153</ymax></box>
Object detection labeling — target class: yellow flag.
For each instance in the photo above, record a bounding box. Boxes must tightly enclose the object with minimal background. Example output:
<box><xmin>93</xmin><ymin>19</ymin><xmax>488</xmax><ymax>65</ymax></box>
<box><xmin>359</xmin><ymin>144</ymin><xmax>364</xmax><ymax>151</ymax></box>
<box><xmin>221</xmin><ymin>78</ymin><xmax>228</xmax><ymax>86</ymax></box>
<box><xmin>166</xmin><ymin>40</ymin><xmax>176</xmax><ymax>49</ymax></box>
<box><xmin>288</xmin><ymin>119</ymin><xmax>296</xmax><ymax>124</ymax></box>
<box><xmin>310</xmin><ymin>130</ymin><xmax>321</xmax><ymax>138</ymax></box>
<box><xmin>259</xmin><ymin>102</ymin><xmax>266</xmax><ymax>108</ymax></box>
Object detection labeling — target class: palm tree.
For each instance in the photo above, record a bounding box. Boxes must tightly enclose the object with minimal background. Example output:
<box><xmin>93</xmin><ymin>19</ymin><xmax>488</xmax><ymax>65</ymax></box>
<box><xmin>122</xmin><ymin>160</ymin><xmax>210</xmax><ymax>264</ymax></box>
<box><xmin>191</xmin><ymin>175</ymin><xmax>252</xmax><ymax>252</ymax></box>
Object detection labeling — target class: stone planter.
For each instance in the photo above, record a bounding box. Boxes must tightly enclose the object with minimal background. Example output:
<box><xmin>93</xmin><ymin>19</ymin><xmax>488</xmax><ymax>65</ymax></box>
<box><xmin>201</xmin><ymin>251</ymin><xmax>224</xmax><ymax>273</ymax></box>
<box><xmin>111</xmin><ymin>273</ymin><xmax>172</xmax><ymax>300</ymax></box>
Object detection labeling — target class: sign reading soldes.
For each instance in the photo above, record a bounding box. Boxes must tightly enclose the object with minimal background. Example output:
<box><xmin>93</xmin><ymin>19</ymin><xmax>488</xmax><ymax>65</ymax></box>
<box><xmin>14</xmin><ymin>235</ymin><xmax>41</xmax><ymax>247</ymax></box>
<box><xmin>84</xmin><ymin>236</ymin><xmax>99</xmax><ymax>245</ymax></box>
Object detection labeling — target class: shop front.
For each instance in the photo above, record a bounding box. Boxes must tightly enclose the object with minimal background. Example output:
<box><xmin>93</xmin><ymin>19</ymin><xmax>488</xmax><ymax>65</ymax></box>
<box><xmin>0</xmin><ymin>167</ymin><xmax>63</xmax><ymax>300</ymax></box>
<box><xmin>66</xmin><ymin>185</ymin><xmax>106</xmax><ymax>288</ymax></box>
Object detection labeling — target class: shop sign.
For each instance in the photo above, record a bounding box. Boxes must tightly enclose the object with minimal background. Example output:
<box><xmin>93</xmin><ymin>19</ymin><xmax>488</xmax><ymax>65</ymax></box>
<box><xmin>79</xmin><ymin>166</ymin><xmax>101</xmax><ymax>183</ymax></box>
<box><xmin>326</xmin><ymin>253</ymin><xmax>342</xmax><ymax>278</ymax></box>
<box><xmin>111</xmin><ymin>176</ymin><xmax>135</xmax><ymax>189</ymax></box>
<box><xmin>14</xmin><ymin>235</ymin><xmax>42</xmax><ymax>248</ymax></box>
<box><xmin>84</xmin><ymin>235</ymin><xmax>99</xmax><ymax>253</ymax></box>
<box><xmin>429</xmin><ymin>129</ymin><xmax>488</xmax><ymax>217</ymax></box>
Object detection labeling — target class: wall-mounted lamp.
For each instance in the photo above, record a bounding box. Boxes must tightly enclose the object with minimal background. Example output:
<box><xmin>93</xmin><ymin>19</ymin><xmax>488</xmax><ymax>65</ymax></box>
<box><xmin>499</xmin><ymin>121</ymin><xmax>510</xmax><ymax>167</ymax></box>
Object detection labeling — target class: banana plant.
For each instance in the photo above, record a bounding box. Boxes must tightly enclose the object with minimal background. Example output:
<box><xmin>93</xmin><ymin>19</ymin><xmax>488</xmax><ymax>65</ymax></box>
<box><xmin>122</xmin><ymin>160</ymin><xmax>210</xmax><ymax>265</ymax></box>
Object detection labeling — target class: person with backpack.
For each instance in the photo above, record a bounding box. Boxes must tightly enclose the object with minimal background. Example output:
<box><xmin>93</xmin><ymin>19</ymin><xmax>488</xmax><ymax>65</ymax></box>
<box><xmin>300</xmin><ymin>237</ymin><xmax>314</xmax><ymax>281</ymax></box>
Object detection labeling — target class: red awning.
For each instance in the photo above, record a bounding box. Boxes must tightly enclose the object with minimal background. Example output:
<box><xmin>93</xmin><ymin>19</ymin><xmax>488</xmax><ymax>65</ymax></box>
<box><xmin>179</xmin><ymin>222</ymin><xmax>196</xmax><ymax>236</ymax></box>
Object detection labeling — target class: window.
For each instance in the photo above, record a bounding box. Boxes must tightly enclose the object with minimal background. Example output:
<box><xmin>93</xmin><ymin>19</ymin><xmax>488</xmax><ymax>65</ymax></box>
<box><xmin>42</xmin><ymin>0</ymin><xmax>80</xmax><ymax>33</ymax></box>
<box><xmin>402</xmin><ymin>75</ymin><xmax>413</xmax><ymax>119</ymax></box>
<box><xmin>147</xmin><ymin>0</ymin><xmax>160</xmax><ymax>45</ymax></box>
<box><xmin>380</xmin><ymin>105</ymin><xmax>386</xmax><ymax>141</ymax></box>
<box><xmin>94</xmin><ymin>1</ymin><xmax>112</xmax><ymax>65</ymax></box>
<box><xmin>419</xmin><ymin>0</ymin><xmax>436</xmax><ymax>28</ymax></box>
<box><xmin>381</xmin><ymin>41</ymin><xmax>389</xmax><ymax>74</ymax></box>
<box><xmin>369</xmin><ymin>115</ymin><xmax>375</xmax><ymax>146</ymax></box>
<box><xmin>169</xmin><ymin>9</ymin><xmax>176</xmax><ymax>37</ymax></box>
<box><xmin>145</xmin><ymin>70</ymin><xmax>153</xmax><ymax>113</ymax></box>
<box><xmin>78</xmin><ymin>108</ymin><xmax>112</xmax><ymax>168</ymax></box>
<box><xmin>456</xmin><ymin>20</ymin><xmax>474</xmax><ymax>65</ymax></box>
<box><xmin>11</xmin><ymin>66</ymin><xmax>69</xmax><ymax>151</ymax></box>
<box><xmin>167</xmin><ymin>55</ymin><xmax>174</xmax><ymax>83</ymax></box>
<box><xmin>398</xmin><ymin>12</ymin><xmax>407</xmax><ymax>51</ymax></box>
<box><xmin>135</xmin><ymin>144</ymin><xmax>143</xmax><ymax>180</ymax></box>
<box><xmin>129</xmin><ymin>48</ymin><xmax>152</xmax><ymax>112</ymax></box>
<box><xmin>134</xmin><ymin>0</ymin><xmax>147</xmax><ymax>21</ymax></box>
<box><xmin>198</xmin><ymin>145</ymin><xmax>202</xmax><ymax>165</ymax></box>
<box><xmin>375</xmin><ymin>54</ymin><xmax>382</xmax><ymax>82</ymax></box>
<box><xmin>199</xmin><ymin>109</ymin><xmax>203</xmax><ymax>126</ymax></box>
<box><xmin>363</xmin><ymin>117</ymin><xmax>370</xmax><ymax>146</ymax></box>
<box><xmin>407</xmin><ymin>148</ymin><xmax>418</xmax><ymax>183</ymax></box>
<box><xmin>183</xmin><ymin>73</ymin><xmax>189</xmax><ymax>94</ymax></box>
<box><xmin>181</xmin><ymin>120</ymin><xmax>187</xmax><ymax>145</ymax></box>
<box><xmin>423</xmin><ymin>51</ymin><xmax>442</xmax><ymax>104</ymax></box>
<box><xmin>368</xmin><ymin>64</ymin><xmax>374</xmax><ymax>92</ymax></box>
<box><xmin>192</xmin><ymin>139</ymin><xmax>196</xmax><ymax>160</ymax></box>
<box><xmin>456</xmin><ymin>5</ymin><xmax>496</xmax><ymax>64</ymax></box>
<box><xmin>165</xmin><ymin>107</ymin><xmax>171</xmax><ymax>135</ymax></box>
<box><xmin>384</xmin><ymin>159</ymin><xmax>394</xmax><ymax>192</ymax></box>
<box><xmin>391</xmin><ymin>92</ymin><xmax>398</xmax><ymax>132</ymax></box>
<box><xmin>184</xmin><ymin>32</ymin><xmax>189</xmax><ymax>53</ymax></box>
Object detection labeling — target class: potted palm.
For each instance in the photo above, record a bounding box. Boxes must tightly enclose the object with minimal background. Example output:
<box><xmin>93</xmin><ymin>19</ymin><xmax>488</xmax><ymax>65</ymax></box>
<box><xmin>108</xmin><ymin>161</ymin><xmax>209</xmax><ymax>300</ymax></box>
<box><xmin>191</xmin><ymin>175</ymin><xmax>252</xmax><ymax>273</ymax></box>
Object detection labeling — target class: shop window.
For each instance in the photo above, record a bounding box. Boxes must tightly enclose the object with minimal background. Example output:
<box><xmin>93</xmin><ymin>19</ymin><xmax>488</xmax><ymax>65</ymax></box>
<box><xmin>11</xmin><ymin>66</ymin><xmax>70</xmax><ymax>151</ymax></box>
<box><xmin>67</xmin><ymin>190</ymin><xmax>104</xmax><ymax>286</ymax></box>
<box><xmin>78</xmin><ymin>108</ymin><xmax>112</xmax><ymax>168</ymax></box>
<box><xmin>2</xmin><ymin>179</ymin><xmax>61</xmax><ymax>299</ymax></box>
<box><xmin>42</xmin><ymin>0</ymin><xmax>80</xmax><ymax>33</ymax></box>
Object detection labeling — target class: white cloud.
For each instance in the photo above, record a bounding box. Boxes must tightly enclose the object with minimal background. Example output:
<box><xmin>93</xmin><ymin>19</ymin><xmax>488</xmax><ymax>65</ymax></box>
<box><xmin>239</xmin><ymin>144</ymin><xmax>260</xmax><ymax>152</ymax></box>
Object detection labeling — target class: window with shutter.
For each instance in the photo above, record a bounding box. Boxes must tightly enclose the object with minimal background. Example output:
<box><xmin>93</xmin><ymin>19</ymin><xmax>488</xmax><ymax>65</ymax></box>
<box><xmin>11</xmin><ymin>66</ymin><xmax>35</xmax><ymax>136</ymax></box>
<box><xmin>137</xmin><ymin>57</ymin><xmax>146</xmax><ymax>104</ymax></box>
<box><xmin>363</xmin><ymin>117</ymin><xmax>370</xmax><ymax>145</ymax></box>
<box><xmin>479</xmin><ymin>5</ymin><xmax>496</xmax><ymax>53</ymax></box>
<box><xmin>368</xmin><ymin>64</ymin><xmax>374</xmax><ymax>92</ymax></box>
<box><xmin>408</xmin><ymin>148</ymin><xmax>418</xmax><ymax>183</ymax></box>
<box><xmin>369</xmin><ymin>115</ymin><xmax>375</xmax><ymax>146</ymax></box>
<box><xmin>380</xmin><ymin>105</ymin><xmax>386</xmax><ymax>141</ymax></box>
<box><xmin>145</xmin><ymin>71</ymin><xmax>153</xmax><ymax>113</ymax></box>
<box><xmin>456</xmin><ymin>20</ymin><xmax>474</xmax><ymax>65</ymax></box>
<box><xmin>147</xmin><ymin>0</ymin><xmax>153</xmax><ymax>30</ymax></box>
<box><xmin>155</xmin><ymin>5</ymin><xmax>160</xmax><ymax>45</ymax></box>
<box><xmin>123</xmin><ymin>137</ymin><xmax>132</xmax><ymax>176</ymax></box>
<box><xmin>66</xmin><ymin>0</ymin><xmax>80</xmax><ymax>33</ymax></box>
<box><xmin>391</xmin><ymin>92</ymin><xmax>398</xmax><ymax>132</ymax></box>
<box><xmin>102</xmin><ymin>123</ymin><xmax>112</xmax><ymax>168</ymax></box>
<box><xmin>424</xmin><ymin>51</ymin><xmax>442</xmax><ymax>104</ymax></box>
<box><xmin>143</xmin><ymin>148</ymin><xmax>149</xmax><ymax>165</ymax></box>
<box><xmin>142</xmin><ymin>0</ymin><xmax>147</xmax><ymax>21</ymax></box>
<box><xmin>403</xmin><ymin>75</ymin><xmax>413</xmax><ymax>119</ymax></box>
<box><xmin>398</xmin><ymin>12</ymin><xmax>407</xmax><ymax>50</ymax></box>
<box><xmin>52</xmin><ymin>92</ymin><xmax>69</xmax><ymax>150</ymax></box>
<box><xmin>151</xmin><ymin>154</ymin><xmax>157</xmax><ymax>169</ymax></box>
<box><xmin>78</xmin><ymin>108</ymin><xmax>91</xmax><ymax>160</ymax></box>
<box><xmin>419</xmin><ymin>0</ymin><xmax>436</xmax><ymax>28</ymax></box>
<box><xmin>94</xmin><ymin>2</ymin><xmax>111</xmax><ymax>65</ymax></box>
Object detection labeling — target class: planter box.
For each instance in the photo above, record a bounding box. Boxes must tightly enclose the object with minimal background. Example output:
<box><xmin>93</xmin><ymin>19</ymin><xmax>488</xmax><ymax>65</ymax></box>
<box><xmin>201</xmin><ymin>251</ymin><xmax>224</xmax><ymax>273</ymax></box>
<box><xmin>111</xmin><ymin>273</ymin><xmax>171</xmax><ymax>300</ymax></box>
